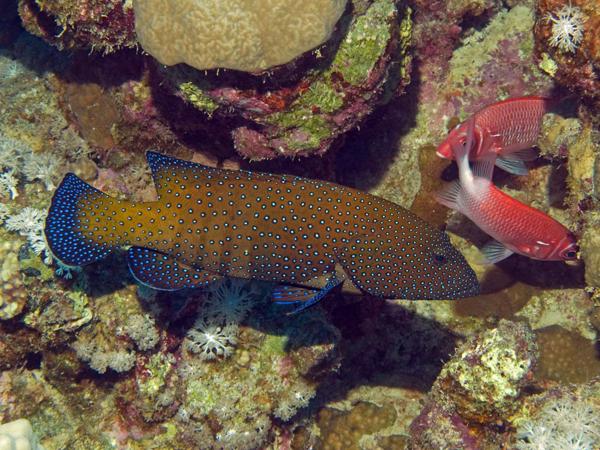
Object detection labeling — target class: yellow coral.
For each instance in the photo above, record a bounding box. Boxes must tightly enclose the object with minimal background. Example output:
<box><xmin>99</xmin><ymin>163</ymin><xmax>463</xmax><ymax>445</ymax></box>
<box><xmin>133</xmin><ymin>0</ymin><xmax>347</xmax><ymax>72</ymax></box>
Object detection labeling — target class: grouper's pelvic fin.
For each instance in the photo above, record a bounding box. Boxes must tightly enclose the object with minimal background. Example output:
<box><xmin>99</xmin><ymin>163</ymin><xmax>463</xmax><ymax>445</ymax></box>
<box><xmin>272</xmin><ymin>274</ymin><xmax>343</xmax><ymax>315</ymax></box>
<box><xmin>127</xmin><ymin>247</ymin><xmax>222</xmax><ymax>291</ymax></box>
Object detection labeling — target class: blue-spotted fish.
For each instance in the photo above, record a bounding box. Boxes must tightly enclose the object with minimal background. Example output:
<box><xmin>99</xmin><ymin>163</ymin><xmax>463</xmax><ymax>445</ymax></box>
<box><xmin>45</xmin><ymin>152</ymin><xmax>479</xmax><ymax>313</ymax></box>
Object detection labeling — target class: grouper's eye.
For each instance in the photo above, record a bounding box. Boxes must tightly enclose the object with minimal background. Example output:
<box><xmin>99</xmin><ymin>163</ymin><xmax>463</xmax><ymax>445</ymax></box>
<box><xmin>433</xmin><ymin>253</ymin><xmax>447</xmax><ymax>265</ymax></box>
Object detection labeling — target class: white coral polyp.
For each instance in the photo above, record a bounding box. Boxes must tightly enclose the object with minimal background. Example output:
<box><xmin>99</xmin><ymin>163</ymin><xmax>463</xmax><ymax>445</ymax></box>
<box><xmin>186</xmin><ymin>318</ymin><xmax>238</xmax><ymax>360</ymax></box>
<box><xmin>546</xmin><ymin>4</ymin><xmax>586</xmax><ymax>53</ymax></box>
<box><xmin>4</xmin><ymin>207</ymin><xmax>53</xmax><ymax>265</ymax></box>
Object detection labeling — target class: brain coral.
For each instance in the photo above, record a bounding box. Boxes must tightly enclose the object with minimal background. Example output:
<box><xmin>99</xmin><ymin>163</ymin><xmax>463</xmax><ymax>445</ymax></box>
<box><xmin>133</xmin><ymin>0</ymin><xmax>347</xmax><ymax>72</ymax></box>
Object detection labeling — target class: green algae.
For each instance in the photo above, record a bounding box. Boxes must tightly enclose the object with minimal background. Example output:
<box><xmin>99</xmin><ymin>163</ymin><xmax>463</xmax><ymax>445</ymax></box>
<box><xmin>186</xmin><ymin>379</ymin><xmax>218</xmax><ymax>416</ymax></box>
<box><xmin>265</xmin><ymin>0</ymin><xmax>402</xmax><ymax>152</ymax></box>
<box><xmin>334</xmin><ymin>0</ymin><xmax>395</xmax><ymax>86</ymax></box>
<box><xmin>300</xmin><ymin>81</ymin><xmax>344</xmax><ymax>114</ymax></box>
<box><xmin>539</xmin><ymin>52</ymin><xmax>558</xmax><ymax>77</ymax></box>
<box><xmin>179</xmin><ymin>81</ymin><xmax>220</xmax><ymax>116</ymax></box>
<box><xmin>138</xmin><ymin>353</ymin><xmax>174</xmax><ymax>397</ymax></box>
<box><xmin>20</xmin><ymin>250</ymin><xmax>55</xmax><ymax>282</ymax></box>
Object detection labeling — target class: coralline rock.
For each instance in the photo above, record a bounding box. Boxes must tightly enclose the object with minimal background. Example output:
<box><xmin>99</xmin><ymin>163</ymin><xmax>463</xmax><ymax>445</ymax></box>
<box><xmin>566</xmin><ymin>122</ymin><xmax>598</xmax><ymax>206</ymax></box>
<box><xmin>133</xmin><ymin>0</ymin><xmax>347</xmax><ymax>72</ymax></box>
<box><xmin>18</xmin><ymin>0</ymin><xmax>136</xmax><ymax>54</ymax></box>
<box><xmin>537</xmin><ymin>113</ymin><xmax>582</xmax><ymax>160</ymax></box>
<box><xmin>409</xmin><ymin>320</ymin><xmax>538</xmax><ymax>450</ymax></box>
<box><xmin>434</xmin><ymin>321</ymin><xmax>537</xmax><ymax>424</ymax></box>
<box><xmin>408</xmin><ymin>321</ymin><xmax>538</xmax><ymax>448</ymax></box>
<box><xmin>581</xmin><ymin>212</ymin><xmax>600</xmax><ymax>287</ymax></box>
<box><xmin>158</xmin><ymin>0</ymin><xmax>412</xmax><ymax>160</ymax></box>
<box><xmin>515</xmin><ymin>288</ymin><xmax>596</xmax><ymax>340</ymax></box>
<box><xmin>534</xmin><ymin>0</ymin><xmax>600</xmax><ymax>107</ymax></box>
<box><xmin>408</xmin><ymin>402</ymin><xmax>480</xmax><ymax>450</ymax></box>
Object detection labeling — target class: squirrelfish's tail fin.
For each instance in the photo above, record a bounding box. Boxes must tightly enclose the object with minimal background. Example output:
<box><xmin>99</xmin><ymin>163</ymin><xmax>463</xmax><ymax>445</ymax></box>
<box><xmin>45</xmin><ymin>174</ymin><xmax>122</xmax><ymax>267</ymax></box>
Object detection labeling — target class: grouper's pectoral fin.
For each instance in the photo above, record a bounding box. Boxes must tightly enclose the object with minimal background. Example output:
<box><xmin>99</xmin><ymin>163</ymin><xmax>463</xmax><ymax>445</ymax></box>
<box><xmin>272</xmin><ymin>275</ymin><xmax>343</xmax><ymax>315</ymax></box>
<box><xmin>127</xmin><ymin>246</ymin><xmax>221</xmax><ymax>291</ymax></box>
<box><xmin>334</xmin><ymin>238</ymin><xmax>386</xmax><ymax>297</ymax></box>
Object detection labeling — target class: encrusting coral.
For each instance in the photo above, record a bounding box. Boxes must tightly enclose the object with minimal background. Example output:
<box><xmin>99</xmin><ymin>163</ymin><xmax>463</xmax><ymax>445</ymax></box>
<box><xmin>0</xmin><ymin>418</ymin><xmax>44</xmax><ymax>450</ymax></box>
<box><xmin>133</xmin><ymin>0</ymin><xmax>347</xmax><ymax>72</ymax></box>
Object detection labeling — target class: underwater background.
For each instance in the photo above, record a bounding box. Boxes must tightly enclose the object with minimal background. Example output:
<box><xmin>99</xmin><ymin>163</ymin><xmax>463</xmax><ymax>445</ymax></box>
<box><xmin>0</xmin><ymin>0</ymin><xmax>599</xmax><ymax>448</ymax></box>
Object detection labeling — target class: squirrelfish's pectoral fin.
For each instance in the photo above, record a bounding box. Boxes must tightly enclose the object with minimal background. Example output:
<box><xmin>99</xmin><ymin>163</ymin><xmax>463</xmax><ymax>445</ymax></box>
<box><xmin>272</xmin><ymin>275</ymin><xmax>343</xmax><ymax>315</ymax></box>
<box><xmin>127</xmin><ymin>246</ymin><xmax>221</xmax><ymax>291</ymax></box>
<box><xmin>479</xmin><ymin>240</ymin><xmax>514</xmax><ymax>264</ymax></box>
<box><xmin>503</xmin><ymin>148</ymin><xmax>538</xmax><ymax>162</ymax></box>
<box><xmin>434</xmin><ymin>180</ymin><xmax>465</xmax><ymax>214</ymax></box>
<box><xmin>495</xmin><ymin>157</ymin><xmax>528</xmax><ymax>176</ymax></box>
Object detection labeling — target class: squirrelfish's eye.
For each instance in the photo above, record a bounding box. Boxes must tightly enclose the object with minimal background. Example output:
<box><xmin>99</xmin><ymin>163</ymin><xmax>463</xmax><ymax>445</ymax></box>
<box><xmin>564</xmin><ymin>247</ymin><xmax>578</xmax><ymax>259</ymax></box>
<box><xmin>433</xmin><ymin>253</ymin><xmax>447</xmax><ymax>265</ymax></box>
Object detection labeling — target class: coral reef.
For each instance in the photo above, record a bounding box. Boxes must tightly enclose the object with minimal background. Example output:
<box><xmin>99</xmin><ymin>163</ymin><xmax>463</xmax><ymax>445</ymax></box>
<box><xmin>158</xmin><ymin>0</ymin><xmax>412</xmax><ymax>160</ymax></box>
<box><xmin>515</xmin><ymin>288</ymin><xmax>596</xmax><ymax>340</ymax></box>
<box><xmin>2</xmin><ymin>0</ymin><xmax>600</xmax><ymax>448</ymax></box>
<box><xmin>18</xmin><ymin>0</ymin><xmax>136</xmax><ymax>54</ymax></box>
<box><xmin>534</xmin><ymin>0</ymin><xmax>600</xmax><ymax>105</ymax></box>
<box><xmin>134</xmin><ymin>0</ymin><xmax>347</xmax><ymax>72</ymax></box>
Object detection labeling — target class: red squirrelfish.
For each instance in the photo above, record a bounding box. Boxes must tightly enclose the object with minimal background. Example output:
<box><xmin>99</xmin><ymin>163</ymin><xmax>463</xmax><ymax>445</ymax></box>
<box><xmin>436</xmin><ymin>96</ymin><xmax>552</xmax><ymax>175</ymax></box>
<box><xmin>435</xmin><ymin>119</ymin><xmax>578</xmax><ymax>264</ymax></box>
<box><xmin>45</xmin><ymin>152</ymin><xmax>480</xmax><ymax>313</ymax></box>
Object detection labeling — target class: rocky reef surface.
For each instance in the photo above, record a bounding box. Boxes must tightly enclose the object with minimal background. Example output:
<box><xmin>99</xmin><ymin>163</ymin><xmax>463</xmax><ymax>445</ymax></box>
<box><xmin>1</xmin><ymin>0</ymin><xmax>600</xmax><ymax>448</ymax></box>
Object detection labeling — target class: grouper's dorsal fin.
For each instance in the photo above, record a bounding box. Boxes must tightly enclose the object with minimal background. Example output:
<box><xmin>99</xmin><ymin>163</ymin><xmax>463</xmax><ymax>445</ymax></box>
<box><xmin>146</xmin><ymin>150</ymin><xmax>293</xmax><ymax>201</ymax></box>
<box><xmin>146</xmin><ymin>150</ymin><xmax>223</xmax><ymax>201</ymax></box>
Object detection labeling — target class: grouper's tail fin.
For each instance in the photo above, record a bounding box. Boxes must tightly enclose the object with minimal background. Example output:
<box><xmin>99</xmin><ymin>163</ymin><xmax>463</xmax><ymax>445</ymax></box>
<box><xmin>45</xmin><ymin>174</ymin><xmax>122</xmax><ymax>267</ymax></box>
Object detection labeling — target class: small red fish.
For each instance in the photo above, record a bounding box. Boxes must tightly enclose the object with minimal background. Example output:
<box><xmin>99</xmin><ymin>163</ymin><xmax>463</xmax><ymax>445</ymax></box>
<box><xmin>437</xmin><ymin>96</ymin><xmax>552</xmax><ymax>175</ymax></box>
<box><xmin>435</xmin><ymin>118</ymin><xmax>578</xmax><ymax>264</ymax></box>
